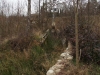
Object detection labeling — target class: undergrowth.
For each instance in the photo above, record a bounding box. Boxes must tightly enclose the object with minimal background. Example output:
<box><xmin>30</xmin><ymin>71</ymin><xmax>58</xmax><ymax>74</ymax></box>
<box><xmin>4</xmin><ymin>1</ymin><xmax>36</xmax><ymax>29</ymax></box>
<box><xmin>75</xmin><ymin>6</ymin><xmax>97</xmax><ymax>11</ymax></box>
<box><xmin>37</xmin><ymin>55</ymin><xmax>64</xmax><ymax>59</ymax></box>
<box><xmin>0</xmin><ymin>35</ymin><xmax>61</xmax><ymax>75</ymax></box>
<box><xmin>0</xmin><ymin>34</ymin><xmax>99</xmax><ymax>75</ymax></box>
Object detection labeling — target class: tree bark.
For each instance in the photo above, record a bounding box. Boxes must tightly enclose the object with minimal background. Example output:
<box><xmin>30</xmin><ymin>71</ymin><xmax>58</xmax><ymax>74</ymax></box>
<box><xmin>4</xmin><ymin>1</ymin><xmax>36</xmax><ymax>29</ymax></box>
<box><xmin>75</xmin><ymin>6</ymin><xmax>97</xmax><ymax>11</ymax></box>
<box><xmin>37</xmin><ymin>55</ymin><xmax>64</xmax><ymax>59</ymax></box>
<box><xmin>39</xmin><ymin>0</ymin><xmax>40</xmax><ymax>25</ymax></box>
<box><xmin>27</xmin><ymin>0</ymin><xmax>31</xmax><ymax>35</ymax></box>
<box><xmin>75</xmin><ymin>0</ymin><xmax>79</xmax><ymax>67</ymax></box>
<box><xmin>88</xmin><ymin>0</ymin><xmax>90</xmax><ymax>25</ymax></box>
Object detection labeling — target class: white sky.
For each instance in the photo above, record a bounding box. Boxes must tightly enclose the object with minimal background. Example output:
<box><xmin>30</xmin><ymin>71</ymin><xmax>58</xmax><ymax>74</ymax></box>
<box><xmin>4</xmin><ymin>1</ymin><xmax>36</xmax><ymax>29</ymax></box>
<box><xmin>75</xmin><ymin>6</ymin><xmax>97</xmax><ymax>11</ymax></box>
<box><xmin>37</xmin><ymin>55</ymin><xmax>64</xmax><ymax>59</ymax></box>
<box><xmin>1</xmin><ymin>0</ymin><xmax>100</xmax><ymax>16</ymax></box>
<box><xmin>0</xmin><ymin>0</ymin><xmax>37</xmax><ymax>15</ymax></box>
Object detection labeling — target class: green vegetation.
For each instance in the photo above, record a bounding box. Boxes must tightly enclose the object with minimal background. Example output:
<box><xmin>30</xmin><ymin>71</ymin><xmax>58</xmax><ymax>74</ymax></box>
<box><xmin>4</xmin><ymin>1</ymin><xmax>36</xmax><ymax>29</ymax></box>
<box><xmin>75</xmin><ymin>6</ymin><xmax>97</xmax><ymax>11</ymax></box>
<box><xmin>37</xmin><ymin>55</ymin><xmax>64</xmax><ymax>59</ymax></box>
<box><xmin>89</xmin><ymin>64</ymin><xmax>100</xmax><ymax>75</ymax></box>
<box><xmin>0</xmin><ymin>35</ymin><xmax>61</xmax><ymax>75</ymax></box>
<box><xmin>0</xmin><ymin>35</ymin><xmax>99</xmax><ymax>75</ymax></box>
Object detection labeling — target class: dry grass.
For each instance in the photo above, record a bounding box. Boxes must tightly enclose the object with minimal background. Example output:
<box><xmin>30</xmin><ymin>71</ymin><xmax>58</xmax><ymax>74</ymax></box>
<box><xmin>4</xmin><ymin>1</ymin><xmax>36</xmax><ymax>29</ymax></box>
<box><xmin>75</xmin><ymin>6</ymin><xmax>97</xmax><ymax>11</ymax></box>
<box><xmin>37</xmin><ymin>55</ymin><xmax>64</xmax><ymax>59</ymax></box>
<box><xmin>0</xmin><ymin>34</ymin><xmax>62</xmax><ymax>75</ymax></box>
<box><xmin>0</xmin><ymin>14</ymin><xmax>100</xmax><ymax>75</ymax></box>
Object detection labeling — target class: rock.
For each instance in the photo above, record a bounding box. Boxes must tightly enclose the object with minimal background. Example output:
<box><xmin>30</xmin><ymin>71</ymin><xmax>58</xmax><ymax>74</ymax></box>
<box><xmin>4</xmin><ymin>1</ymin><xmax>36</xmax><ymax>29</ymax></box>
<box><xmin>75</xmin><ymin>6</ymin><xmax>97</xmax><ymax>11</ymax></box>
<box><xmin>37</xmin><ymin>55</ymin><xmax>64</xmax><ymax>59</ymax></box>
<box><xmin>60</xmin><ymin>53</ymin><xmax>68</xmax><ymax>60</ymax></box>
<box><xmin>55</xmin><ymin>69</ymin><xmax>61</xmax><ymax>74</ymax></box>
<box><xmin>46</xmin><ymin>70</ymin><xmax>56</xmax><ymax>75</ymax></box>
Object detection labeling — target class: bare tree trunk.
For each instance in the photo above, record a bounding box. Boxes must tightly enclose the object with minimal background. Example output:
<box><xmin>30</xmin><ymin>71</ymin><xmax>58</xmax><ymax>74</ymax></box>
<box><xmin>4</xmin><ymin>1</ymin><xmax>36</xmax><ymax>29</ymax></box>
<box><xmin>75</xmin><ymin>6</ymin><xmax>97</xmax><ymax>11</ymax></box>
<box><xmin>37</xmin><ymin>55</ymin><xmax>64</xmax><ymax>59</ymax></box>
<box><xmin>27</xmin><ymin>0</ymin><xmax>31</xmax><ymax>35</ymax></box>
<box><xmin>49</xmin><ymin>0</ymin><xmax>52</xmax><ymax>13</ymax></box>
<box><xmin>74</xmin><ymin>0</ymin><xmax>79</xmax><ymax>67</ymax></box>
<box><xmin>45</xmin><ymin>0</ymin><xmax>47</xmax><ymax>14</ymax></box>
<box><xmin>39</xmin><ymin>0</ymin><xmax>40</xmax><ymax>25</ymax></box>
<box><xmin>41</xmin><ymin>0</ymin><xmax>45</xmax><ymax>30</ymax></box>
<box><xmin>88</xmin><ymin>0</ymin><xmax>90</xmax><ymax>25</ymax></box>
<box><xmin>45</xmin><ymin>0</ymin><xmax>48</xmax><ymax>27</ymax></box>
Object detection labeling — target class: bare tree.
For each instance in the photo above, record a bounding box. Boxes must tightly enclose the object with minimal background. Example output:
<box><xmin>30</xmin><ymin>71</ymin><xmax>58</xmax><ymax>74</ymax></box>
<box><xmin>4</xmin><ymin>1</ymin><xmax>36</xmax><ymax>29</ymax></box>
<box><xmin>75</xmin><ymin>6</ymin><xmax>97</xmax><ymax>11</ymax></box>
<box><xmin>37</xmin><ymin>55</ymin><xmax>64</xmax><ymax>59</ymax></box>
<box><xmin>88</xmin><ymin>0</ymin><xmax>90</xmax><ymax>24</ymax></box>
<box><xmin>27</xmin><ymin>0</ymin><xmax>31</xmax><ymax>35</ymax></box>
<box><xmin>39</xmin><ymin>0</ymin><xmax>41</xmax><ymax>24</ymax></box>
<box><xmin>74</xmin><ymin>0</ymin><xmax>79</xmax><ymax>67</ymax></box>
